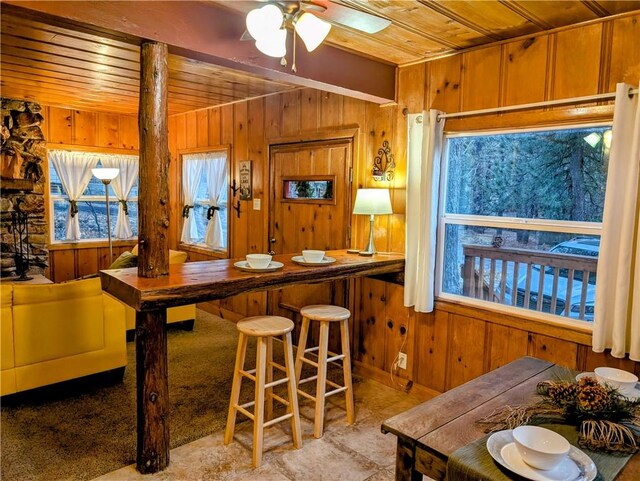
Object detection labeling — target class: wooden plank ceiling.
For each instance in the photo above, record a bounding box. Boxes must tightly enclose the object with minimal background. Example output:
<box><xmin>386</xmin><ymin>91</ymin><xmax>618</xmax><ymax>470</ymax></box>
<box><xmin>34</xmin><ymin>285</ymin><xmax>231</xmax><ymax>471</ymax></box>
<box><xmin>2</xmin><ymin>1</ymin><xmax>640</xmax><ymax>115</ymax></box>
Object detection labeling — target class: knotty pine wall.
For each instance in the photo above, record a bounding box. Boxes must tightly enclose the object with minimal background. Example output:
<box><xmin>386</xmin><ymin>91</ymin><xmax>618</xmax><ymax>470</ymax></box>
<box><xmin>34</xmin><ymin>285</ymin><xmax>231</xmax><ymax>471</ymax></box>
<box><xmin>43</xmin><ymin>106</ymin><xmax>138</xmax><ymax>282</ymax></box>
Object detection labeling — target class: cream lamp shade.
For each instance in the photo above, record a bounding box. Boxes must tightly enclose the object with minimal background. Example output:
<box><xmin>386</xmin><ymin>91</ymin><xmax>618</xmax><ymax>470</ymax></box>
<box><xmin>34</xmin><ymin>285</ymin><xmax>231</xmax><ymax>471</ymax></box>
<box><xmin>295</xmin><ymin>12</ymin><xmax>331</xmax><ymax>52</ymax></box>
<box><xmin>255</xmin><ymin>28</ymin><xmax>287</xmax><ymax>58</ymax></box>
<box><xmin>91</xmin><ymin>167</ymin><xmax>119</xmax><ymax>181</ymax></box>
<box><xmin>353</xmin><ymin>188</ymin><xmax>393</xmax><ymax>215</ymax></box>
<box><xmin>352</xmin><ymin>188</ymin><xmax>392</xmax><ymax>255</ymax></box>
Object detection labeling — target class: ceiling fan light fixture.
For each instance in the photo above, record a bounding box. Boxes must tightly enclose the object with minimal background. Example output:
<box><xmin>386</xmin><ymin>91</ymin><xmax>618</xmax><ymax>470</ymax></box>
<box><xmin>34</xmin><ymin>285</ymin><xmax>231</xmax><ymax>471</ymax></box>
<box><xmin>246</xmin><ymin>4</ymin><xmax>284</xmax><ymax>41</ymax></box>
<box><xmin>255</xmin><ymin>28</ymin><xmax>287</xmax><ymax>58</ymax></box>
<box><xmin>295</xmin><ymin>12</ymin><xmax>331</xmax><ymax>52</ymax></box>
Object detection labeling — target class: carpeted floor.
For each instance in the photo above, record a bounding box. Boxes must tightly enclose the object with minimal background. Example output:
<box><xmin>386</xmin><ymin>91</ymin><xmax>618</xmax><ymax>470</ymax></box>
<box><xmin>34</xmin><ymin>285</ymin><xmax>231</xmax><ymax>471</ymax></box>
<box><xmin>1</xmin><ymin>310</ymin><xmax>255</xmax><ymax>481</ymax></box>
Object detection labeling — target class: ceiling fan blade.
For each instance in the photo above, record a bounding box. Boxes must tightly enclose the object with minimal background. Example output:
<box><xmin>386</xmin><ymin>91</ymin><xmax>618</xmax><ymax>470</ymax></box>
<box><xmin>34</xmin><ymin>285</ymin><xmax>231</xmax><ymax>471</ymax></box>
<box><xmin>310</xmin><ymin>1</ymin><xmax>391</xmax><ymax>34</ymax></box>
<box><xmin>240</xmin><ymin>30</ymin><xmax>253</xmax><ymax>41</ymax></box>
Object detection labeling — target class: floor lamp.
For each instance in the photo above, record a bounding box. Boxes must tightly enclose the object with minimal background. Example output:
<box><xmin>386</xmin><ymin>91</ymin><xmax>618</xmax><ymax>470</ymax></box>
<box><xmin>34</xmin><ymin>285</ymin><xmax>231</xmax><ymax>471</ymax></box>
<box><xmin>91</xmin><ymin>167</ymin><xmax>120</xmax><ymax>262</ymax></box>
<box><xmin>352</xmin><ymin>188</ymin><xmax>393</xmax><ymax>256</ymax></box>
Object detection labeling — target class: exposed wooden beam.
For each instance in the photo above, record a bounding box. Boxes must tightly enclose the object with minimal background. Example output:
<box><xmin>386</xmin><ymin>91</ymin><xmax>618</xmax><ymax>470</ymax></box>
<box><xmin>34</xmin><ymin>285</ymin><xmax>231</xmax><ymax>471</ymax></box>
<box><xmin>3</xmin><ymin>1</ymin><xmax>396</xmax><ymax>104</ymax></box>
<box><xmin>581</xmin><ymin>1</ymin><xmax>611</xmax><ymax>17</ymax></box>
<box><xmin>497</xmin><ymin>1</ymin><xmax>554</xmax><ymax>31</ymax></box>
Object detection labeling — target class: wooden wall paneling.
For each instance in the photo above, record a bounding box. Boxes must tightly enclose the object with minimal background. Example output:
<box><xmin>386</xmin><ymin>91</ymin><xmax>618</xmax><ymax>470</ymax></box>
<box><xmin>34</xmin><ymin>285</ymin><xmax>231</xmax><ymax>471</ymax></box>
<box><xmin>356</xmin><ymin>278</ymin><xmax>387</xmax><ymax>371</ymax></box>
<box><xmin>196</xmin><ymin>110</ymin><xmax>209</xmax><ymax>147</ymax></box>
<box><xmin>527</xmin><ymin>333</ymin><xmax>578</xmax><ymax>369</ymax></box>
<box><xmin>264</xmin><ymin>94</ymin><xmax>282</xmax><ymax>139</ymax></box>
<box><xmin>51</xmin><ymin>249</ymin><xmax>75</xmax><ymax>282</ymax></box>
<box><xmin>342</xmin><ymin>96</ymin><xmax>366</xmax><ymax>248</ymax></box>
<box><xmin>184</xmin><ymin>111</ymin><xmax>198</xmax><ymax>149</ymax></box>
<box><xmin>299</xmin><ymin>88</ymin><xmax>319</xmax><ymax>132</ymax></box>
<box><xmin>426</xmin><ymin>55</ymin><xmax>462</xmax><ymax>113</ymax></box>
<box><xmin>576</xmin><ymin>345</ymin><xmax>639</xmax><ymax>375</ymax></box>
<box><xmin>168</xmin><ymin>115</ymin><xmax>179</xmax><ymax>249</ymax></box>
<box><xmin>220</xmin><ymin>105</ymin><xmax>234</xmax><ymax>147</ymax></box>
<box><xmin>486</xmin><ymin>323</ymin><xmax>529</xmax><ymax>371</ymax></box>
<box><xmin>72</xmin><ymin>110</ymin><xmax>97</xmax><ymax>145</ymax></box>
<box><xmin>208</xmin><ymin>108</ymin><xmax>221</xmax><ymax>146</ymax></box>
<box><xmin>46</xmin><ymin>106</ymin><xmax>73</xmax><ymax>144</ymax></box>
<box><xmin>446</xmin><ymin>314</ymin><xmax>487</xmax><ymax>389</ymax></box>
<box><xmin>118</xmin><ymin>115</ymin><xmax>138</xmax><ymax>150</ymax></box>
<box><xmin>280</xmin><ymin>90</ymin><xmax>301</xmax><ymax>136</ymax></box>
<box><xmin>174</xmin><ymin>113</ymin><xmax>187</xmax><ymax>150</ymax></box>
<box><xmin>247</xmin><ymin>97</ymin><xmax>266</xmax><ymax>254</ymax></box>
<box><xmin>552</xmin><ymin>23</ymin><xmax>603</xmax><ymax>99</ymax></box>
<box><xmin>414</xmin><ymin>310</ymin><xmax>449</xmax><ymax>393</ymax></box>
<box><xmin>74</xmin><ymin>248</ymin><xmax>99</xmax><ymax>278</ymax></box>
<box><xmin>502</xmin><ymin>35</ymin><xmax>549</xmax><ymax>106</ymax></box>
<box><xmin>319</xmin><ymin>91</ymin><xmax>344</xmax><ymax>128</ymax></box>
<box><xmin>461</xmin><ymin>45</ymin><xmax>502</xmax><ymax>110</ymax></box>
<box><xmin>384</xmin><ymin>281</ymin><xmax>414</xmax><ymax>381</ymax></box>
<box><xmin>609</xmin><ymin>14</ymin><xmax>640</xmax><ymax>89</ymax></box>
<box><xmin>97</xmin><ymin>113</ymin><xmax>120</xmax><ymax>148</ymax></box>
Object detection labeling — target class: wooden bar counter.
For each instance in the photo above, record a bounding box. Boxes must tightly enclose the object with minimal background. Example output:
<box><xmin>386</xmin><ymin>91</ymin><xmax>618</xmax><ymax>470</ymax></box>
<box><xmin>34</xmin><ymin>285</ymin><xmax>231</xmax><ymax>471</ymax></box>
<box><xmin>100</xmin><ymin>249</ymin><xmax>404</xmax><ymax>472</ymax></box>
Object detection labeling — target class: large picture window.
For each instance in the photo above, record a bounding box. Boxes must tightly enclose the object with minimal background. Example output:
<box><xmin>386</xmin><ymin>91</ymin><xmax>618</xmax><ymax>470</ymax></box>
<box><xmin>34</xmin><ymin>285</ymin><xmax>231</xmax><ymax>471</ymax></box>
<box><xmin>49</xmin><ymin>150</ymin><xmax>139</xmax><ymax>242</ymax></box>
<box><xmin>437</xmin><ymin>124</ymin><xmax>611</xmax><ymax>323</ymax></box>
<box><xmin>180</xmin><ymin>150</ymin><xmax>229</xmax><ymax>252</ymax></box>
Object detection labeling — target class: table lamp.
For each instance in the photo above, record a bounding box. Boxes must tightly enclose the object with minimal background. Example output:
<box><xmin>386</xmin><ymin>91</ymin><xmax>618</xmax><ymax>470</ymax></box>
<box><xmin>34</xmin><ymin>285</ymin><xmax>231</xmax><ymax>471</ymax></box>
<box><xmin>352</xmin><ymin>188</ymin><xmax>393</xmax><ymax>256</ymax></box>
<box><xmin>92</xmin><ymin>167</ymin><xmax>120</xmax><ymax>262</ymax></box>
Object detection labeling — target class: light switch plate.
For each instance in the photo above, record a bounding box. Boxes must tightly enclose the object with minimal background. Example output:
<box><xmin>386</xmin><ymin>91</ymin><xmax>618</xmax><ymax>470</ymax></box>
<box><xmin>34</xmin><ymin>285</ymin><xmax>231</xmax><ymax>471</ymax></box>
<box><xmin>253</xmin><ymin>199</ymin><xmax>261</xmax><ymax>210</ymax></box>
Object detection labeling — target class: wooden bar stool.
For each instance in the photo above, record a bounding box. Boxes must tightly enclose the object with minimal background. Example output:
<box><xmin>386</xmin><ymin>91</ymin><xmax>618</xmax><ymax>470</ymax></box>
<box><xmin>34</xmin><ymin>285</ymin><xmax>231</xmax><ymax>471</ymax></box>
<box><xmin>294</xmin><ymin>305</ymin><xmax>355</xmax><ymax>438</ymax></box>
<box><xmin>224</xmin><ymin>316</ymin><xmax>302</xmax><ymax>468</ymax></box>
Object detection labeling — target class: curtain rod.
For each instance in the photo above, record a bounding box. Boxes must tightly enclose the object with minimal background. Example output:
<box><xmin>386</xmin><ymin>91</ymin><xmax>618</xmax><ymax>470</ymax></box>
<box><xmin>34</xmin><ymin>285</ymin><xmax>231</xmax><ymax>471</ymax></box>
<box><xmin>402</xmin><ymin>88</ymin><xmax>639</xmax><ymax>122</ymax></box>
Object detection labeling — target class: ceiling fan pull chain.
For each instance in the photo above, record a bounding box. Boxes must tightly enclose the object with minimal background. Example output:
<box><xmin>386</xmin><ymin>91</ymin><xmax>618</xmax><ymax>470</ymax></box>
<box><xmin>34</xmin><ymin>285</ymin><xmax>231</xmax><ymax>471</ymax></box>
<box><xmin>292</xmin><ymin>28</ymin><xmax>298</xmax><ymax>73</ymax></box>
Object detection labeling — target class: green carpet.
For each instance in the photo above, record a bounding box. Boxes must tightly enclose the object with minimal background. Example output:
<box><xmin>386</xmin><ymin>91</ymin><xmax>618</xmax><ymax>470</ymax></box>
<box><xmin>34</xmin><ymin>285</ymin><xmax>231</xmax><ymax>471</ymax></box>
<box><xmin>1</xmin><ymin>310</ymin><xmax>253</xmax><ymax>481</ymax></box>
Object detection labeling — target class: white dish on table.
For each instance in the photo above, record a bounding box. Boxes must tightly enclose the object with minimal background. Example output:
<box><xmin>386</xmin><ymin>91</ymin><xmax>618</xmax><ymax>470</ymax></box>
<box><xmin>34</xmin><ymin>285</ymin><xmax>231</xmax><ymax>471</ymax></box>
<box><xmin>233</xmin><ymin>261</ymin><xmax>284</xmax><ymax>272</ymax></box>
<box><xmin>291</xmin><ymin>255</ymin><xmax>336</xmax><ymax>266</ymax></box>
<box><xmin>576</xmin><ymin>372</ymin><xmax>640</xmax><ymax>400</ymax></box>
<box><xmin>487</xmin><ymin>429</ymin><xmax>597</xmax><ymax>481</ymax></box>
<box><xmin>595</xmin><ymin>367</ymin><xmax>638</xmax><ymax>392</ymax></box>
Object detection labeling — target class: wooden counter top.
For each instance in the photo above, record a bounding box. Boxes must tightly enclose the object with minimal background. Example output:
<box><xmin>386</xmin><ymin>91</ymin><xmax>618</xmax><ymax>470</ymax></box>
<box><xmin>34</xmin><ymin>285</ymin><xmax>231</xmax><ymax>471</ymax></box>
<box><xmin>100</xmin><ymin>249</ymin><xmax>405</xmax><ymax>311</ymax></box>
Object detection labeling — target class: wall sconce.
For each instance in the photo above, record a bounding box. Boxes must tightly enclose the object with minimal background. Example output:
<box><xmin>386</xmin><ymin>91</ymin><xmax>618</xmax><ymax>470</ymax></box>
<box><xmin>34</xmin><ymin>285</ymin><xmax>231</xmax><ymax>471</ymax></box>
<box><xmin>372</xmin><ymin>140</ymin><xmax>395</xmax><ymax>181</ymax></box>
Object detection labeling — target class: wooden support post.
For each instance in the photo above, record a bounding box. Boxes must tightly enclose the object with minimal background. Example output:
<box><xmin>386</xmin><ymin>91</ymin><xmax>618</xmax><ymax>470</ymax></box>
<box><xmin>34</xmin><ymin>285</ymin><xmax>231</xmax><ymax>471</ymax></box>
<box><xmin>136</xmin><ymin>41</ymin><xmax>170</xmax><ymax>474</ymax></box>
<box><xmin>136</xmin><ymin>310</ymin><xmax>169</xmax><ymax>473</ymax></box>
<box><xmin>138</xmin><ymin>41</ymin><xmax>170</xmax><ymax>278</ymax></box>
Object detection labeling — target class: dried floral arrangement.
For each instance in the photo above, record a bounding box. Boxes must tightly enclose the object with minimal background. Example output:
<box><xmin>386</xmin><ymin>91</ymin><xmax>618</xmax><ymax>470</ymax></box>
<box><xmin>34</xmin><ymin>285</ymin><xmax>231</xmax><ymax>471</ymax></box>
<box><xmin>480</xmin><ymin>376</ymin><xmax>640</xmax><ymax>454</ymax></box>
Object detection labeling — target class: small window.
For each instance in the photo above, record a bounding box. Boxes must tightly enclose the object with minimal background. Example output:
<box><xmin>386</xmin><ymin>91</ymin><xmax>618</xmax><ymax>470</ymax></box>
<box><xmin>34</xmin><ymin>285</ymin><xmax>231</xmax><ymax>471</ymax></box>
<box><xmin>282</xmin><ymin>176</ymin><xmax>335</xmax><ymax>204</ymax></box>
<box><xmin>438</xmin><ymin>124</ymin><xmax>610</xmax><ymax>323</ymax></box>
<box><xmin>49</xmin><ymin>150</ymin><xmax>139</xmax><ymax>242</ymax></box>
<box><xmin>179</xmin><ymin>150</ymin><xmax>229</xmax><ymax>252</ymax></box>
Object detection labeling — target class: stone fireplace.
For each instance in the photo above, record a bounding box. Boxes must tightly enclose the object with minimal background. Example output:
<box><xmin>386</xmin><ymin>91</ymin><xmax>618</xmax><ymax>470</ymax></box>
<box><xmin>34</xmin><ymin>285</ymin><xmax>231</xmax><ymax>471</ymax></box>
<box><xmin>1</xmin><ymin>98</ymin><xmax>48</xmax><ymax>278</ymax></box>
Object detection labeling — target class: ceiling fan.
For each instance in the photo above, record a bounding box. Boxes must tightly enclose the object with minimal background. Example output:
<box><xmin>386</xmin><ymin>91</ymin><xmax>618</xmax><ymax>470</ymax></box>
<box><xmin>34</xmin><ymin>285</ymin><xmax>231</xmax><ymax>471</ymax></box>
<box><xmin>242</xmin><ymin>1</ymin><xmax>391</xmax><ymax>66</ymax></box>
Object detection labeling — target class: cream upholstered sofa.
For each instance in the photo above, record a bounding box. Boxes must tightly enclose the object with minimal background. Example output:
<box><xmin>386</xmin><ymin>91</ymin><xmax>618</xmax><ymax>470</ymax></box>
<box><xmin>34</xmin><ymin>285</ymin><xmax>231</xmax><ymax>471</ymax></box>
<box><xmin>123</xmin><ymin>245</ymin><xmax>196</xmax><ymax>336</ymax></box>
<box><xmin>1</xmin><ymin>278</ymin><xmax>127</xmax><ymax>396</ymax></box>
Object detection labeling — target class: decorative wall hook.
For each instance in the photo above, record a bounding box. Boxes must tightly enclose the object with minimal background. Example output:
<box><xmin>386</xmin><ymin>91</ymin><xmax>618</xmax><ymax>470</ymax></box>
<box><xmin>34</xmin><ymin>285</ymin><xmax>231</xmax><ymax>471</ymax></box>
<box><xmin>372</xmin><ymin>140</ymin><xmax>395</xmax><ymax>181</ymax></box>
<box><xmin>230</xmin><ymin>179</ymin><xmax>240</xmax><ymax>197</ymax></box>
<box><xmin>232</xmin><ymin>200</ymin><xmax>241</xmax><ymax>218</ymax></box>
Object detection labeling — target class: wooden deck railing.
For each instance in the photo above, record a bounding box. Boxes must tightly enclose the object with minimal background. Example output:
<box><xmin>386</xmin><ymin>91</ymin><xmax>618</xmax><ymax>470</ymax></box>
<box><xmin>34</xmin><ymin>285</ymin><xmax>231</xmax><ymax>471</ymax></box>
<box><xmin>461</xmin><ymin>244</ymin><xmax>598</xmax><ymax>320</ymax></box>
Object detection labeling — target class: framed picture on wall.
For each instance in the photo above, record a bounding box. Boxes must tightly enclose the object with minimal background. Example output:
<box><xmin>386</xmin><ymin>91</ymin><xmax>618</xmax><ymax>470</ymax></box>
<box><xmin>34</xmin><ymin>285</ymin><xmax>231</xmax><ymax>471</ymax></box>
<box><xmin>239</xmin><ymin>160</ymin><xmax>252</xmax><ymax>200</ymax></box>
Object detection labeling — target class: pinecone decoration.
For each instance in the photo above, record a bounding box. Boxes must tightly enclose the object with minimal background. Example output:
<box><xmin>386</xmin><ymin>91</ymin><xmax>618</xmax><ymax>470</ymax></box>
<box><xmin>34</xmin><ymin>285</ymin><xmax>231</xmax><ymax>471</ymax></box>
<box><xmin>578</xmin><ymin>376</ymin><xmax>600</xmax><ymax>389</ymax></box>
<box><xmin>578</xmin><ymin>385</ymin><xmax>611</xmax><ymax>412</ymax></box>
<box><xmin>548</xmin><ymin>382</ymin><xmax>579</xmax><ymax>406</ymax></box>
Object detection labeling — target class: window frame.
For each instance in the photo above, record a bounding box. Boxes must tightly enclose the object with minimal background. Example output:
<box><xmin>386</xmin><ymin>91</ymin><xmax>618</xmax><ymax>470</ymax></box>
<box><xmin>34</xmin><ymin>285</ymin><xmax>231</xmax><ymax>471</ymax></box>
<box><xmin>177</xmin><ymin>145</ymin><xmax>231</xmax><ymax>258</ymax></box>
<box><xmin>47</xmin><ymin>146</ymin><xmax>140</xmax><ymax>245</ymax></box>
<box><xmin>434</xmin><ymin>121</ymin><xmax>612</xmax><ymax>329</ymax></box>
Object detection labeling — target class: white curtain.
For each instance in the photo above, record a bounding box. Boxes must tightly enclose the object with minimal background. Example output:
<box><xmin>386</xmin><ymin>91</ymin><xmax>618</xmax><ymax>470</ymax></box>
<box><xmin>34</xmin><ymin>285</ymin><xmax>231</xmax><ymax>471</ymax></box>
<box><xmin>180</xmin><ymin>153</ymin><xmax>206</xmax><ymax>244</ymax></box>
<box><xmin>49</xmin><ymin>150</ymin><xmax>99</xmax><ymax>240</ymax></box>
<box><xmin>101</xmin><ymin>154</ymin><xmax>139</xmax><ymax>239</ymax></box>
<box><xmin>204</xmin><ymin>151</ymin><xmax>228</xmax><ymax>249</ymax></box>
<box><xmin>593</xmin><ymin>82</ymin><xmax>640</xmax><ymax>361</ymax></box>
<box><xmin>404</xmin><ymin>110</ymin><xmax>446</xmax><ymax>312</ymax></box>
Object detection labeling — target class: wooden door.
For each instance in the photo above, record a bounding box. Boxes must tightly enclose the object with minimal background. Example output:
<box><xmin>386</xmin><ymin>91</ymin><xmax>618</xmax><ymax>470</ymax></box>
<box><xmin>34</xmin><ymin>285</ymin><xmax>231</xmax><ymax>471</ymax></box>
<box><xmin>268</xmin><ymin>138</ymin><xmax>352</xmax><ymax>345</ymax></box>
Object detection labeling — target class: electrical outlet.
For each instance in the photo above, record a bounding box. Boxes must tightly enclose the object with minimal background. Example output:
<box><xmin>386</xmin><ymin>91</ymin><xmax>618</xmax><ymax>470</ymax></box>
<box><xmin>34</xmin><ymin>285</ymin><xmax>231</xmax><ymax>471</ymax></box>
<box><xmin>397</xmin><ymin>352</ymin><xmax>407</xmax><ymax>370</ymax></box>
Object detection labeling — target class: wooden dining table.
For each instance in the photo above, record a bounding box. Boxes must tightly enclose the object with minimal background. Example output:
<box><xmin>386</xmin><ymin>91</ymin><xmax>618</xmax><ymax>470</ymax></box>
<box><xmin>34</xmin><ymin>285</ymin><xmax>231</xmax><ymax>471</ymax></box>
<box><xmin>381</xmin><ymin>356</ymin><xmax>639</xmax><ymax>481</ymax></box>
<box><xmin>100</xmin><ymin>249</ymin><xmax>404</xmax><ymax>473</ymax></box>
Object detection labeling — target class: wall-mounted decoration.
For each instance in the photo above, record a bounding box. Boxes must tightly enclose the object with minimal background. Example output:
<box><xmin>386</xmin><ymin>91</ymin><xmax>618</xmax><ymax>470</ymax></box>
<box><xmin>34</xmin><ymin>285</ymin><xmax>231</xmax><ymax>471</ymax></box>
<box><xmin>372</xmin><ymin>140</ymin><xmax>395</xmax><ymax>181</ymax></box>
<box><xmin>282</xmin><ymin>176</ymin><xmax>335</xmax><ymax>205</ymax></box>
<box><xmin>239</xmin><ymin>160</ymin><xmax>252</xmax><ymax>200</ymax></box>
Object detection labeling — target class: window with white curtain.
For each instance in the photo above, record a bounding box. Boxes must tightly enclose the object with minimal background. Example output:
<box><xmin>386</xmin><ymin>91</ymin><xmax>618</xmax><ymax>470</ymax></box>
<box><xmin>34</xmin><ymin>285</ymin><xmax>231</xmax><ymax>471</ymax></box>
<box><xmin>49</xmin><ymin>150</ymin><xmax>139</xmax><ymax>242</ymax></box>
<box><xmin>436</xmin><ymin>123</ymin><xmax>611</xmax><ymax>324</ymax></box>
<box><xmin>180</xmin><ymin>150</ymin><xmax>229</xmax><ymax>252</ymax></box>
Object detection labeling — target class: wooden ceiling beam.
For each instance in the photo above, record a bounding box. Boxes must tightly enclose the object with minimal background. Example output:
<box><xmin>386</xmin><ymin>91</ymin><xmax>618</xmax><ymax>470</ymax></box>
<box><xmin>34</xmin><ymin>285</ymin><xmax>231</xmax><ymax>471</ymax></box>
<box><xmin>3</xmin><ymin>1</ymin><xmax>396</xmax><ymax>104</ymax></box>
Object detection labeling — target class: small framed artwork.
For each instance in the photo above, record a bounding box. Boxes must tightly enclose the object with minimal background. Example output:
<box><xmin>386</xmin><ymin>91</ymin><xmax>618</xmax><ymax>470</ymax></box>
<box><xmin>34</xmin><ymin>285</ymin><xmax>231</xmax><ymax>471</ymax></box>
<box><xmin>239</xmin><ymin>160</ymin><xmax>252</xmax><ymax>200</ymax></box>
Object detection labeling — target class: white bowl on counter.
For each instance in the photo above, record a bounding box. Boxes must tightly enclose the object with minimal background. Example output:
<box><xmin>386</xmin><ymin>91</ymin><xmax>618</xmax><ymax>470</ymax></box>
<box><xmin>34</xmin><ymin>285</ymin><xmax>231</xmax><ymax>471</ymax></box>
<box><xmin>512</xmin><ymin>426</ymin><xmax>570</xmax><ymax>471</ymax></box>
<box><xmin>302</xmin><ymin>250</ymin><xmax>325</xmax><ymax>263</ymax></box>
<box><xmin>245</xmin><ymin>254</ymin><xmax>272</xmax><ymax>269</ymax></box>
<box><xmin>594</xmin><ymin>367</ymin><xmax>638</xmax><ymax>393</ymax></box>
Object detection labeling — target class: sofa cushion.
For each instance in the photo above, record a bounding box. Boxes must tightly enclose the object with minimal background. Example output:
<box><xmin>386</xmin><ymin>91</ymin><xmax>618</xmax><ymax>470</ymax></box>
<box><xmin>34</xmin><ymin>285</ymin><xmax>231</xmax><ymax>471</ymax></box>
<box><xmin>1</xmin><ymin>284</ymin><xmax>14</xmax><ymax>370</ymax></box>
<box><xmin>109</xmin><ymin>251</ymin><xmax>138</xmax><ymax>269</ymax></box>
<box><xmin>12</xmin><ymin>278</ymin><xmax>105</xmax><ymax>366</ymax></box>
<box><xmin>131</xmin><ymin>244</ymin><xmax>187</xmax><ymax>264</ymax></box>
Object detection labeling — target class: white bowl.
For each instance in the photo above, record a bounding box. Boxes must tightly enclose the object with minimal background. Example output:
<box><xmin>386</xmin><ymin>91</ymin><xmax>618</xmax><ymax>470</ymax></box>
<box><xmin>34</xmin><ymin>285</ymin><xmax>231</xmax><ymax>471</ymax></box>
<box><xmin>512</xmin><ymin>426</ymin><xmax>570</xmax><ymax>471</ymax></box>
<box><xmin>302</xmin><ymin>250</ymin><xmax>325</xmax><ymax>263</ymax></box>
<box><xmin>594</xmin><ymin>367</ymin><xmax>638</xmax><ymax>393</ymax></box>
<box><xmin>245</xmin><ymin>253</ymin><xmax>272</xmax><ymax>269</ymax></box>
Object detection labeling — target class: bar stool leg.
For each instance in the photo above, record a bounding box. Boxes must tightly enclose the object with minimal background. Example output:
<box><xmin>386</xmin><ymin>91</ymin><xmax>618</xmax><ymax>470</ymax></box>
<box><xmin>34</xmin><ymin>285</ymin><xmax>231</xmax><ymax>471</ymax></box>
<box><xmin>225</xmin><ymin>332</ymin><xmax>248</xmax><ymax>445</ymax></box>
<box><xmin>314</xmin><ymin>321</ymin><xmax>330</xmax><ymax>438</ymax></box>
<box><xmin>340</xmin><ymin>318</ymin><xmax>355</xmax><ymax>425</ymax></box>
<box><xmin>294</xmin><ymin>316</ymin><xmax>310</xmax><ymax>383</ymax></box>
<box><xmin>265</xmin><ymin>336</ymin><xmax>273</xmax><ymax>422</ymax></box>
<box><xmin>253</xmin><ymin>336</ymin><xmax>267</xmax><ymax>467</ymax></box>
<box><xmin>283</xmin><ymin>331</ymin><xmax>302</xmax><ymax>448</ymax></box>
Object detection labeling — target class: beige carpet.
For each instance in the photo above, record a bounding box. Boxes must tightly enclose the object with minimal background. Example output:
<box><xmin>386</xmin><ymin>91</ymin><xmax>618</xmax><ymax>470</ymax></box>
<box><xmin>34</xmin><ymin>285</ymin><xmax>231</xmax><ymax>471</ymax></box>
<box><xmin>1</xmin><ymin>310</ymin><xmax>253</xmax><ymax>481</ymax></box>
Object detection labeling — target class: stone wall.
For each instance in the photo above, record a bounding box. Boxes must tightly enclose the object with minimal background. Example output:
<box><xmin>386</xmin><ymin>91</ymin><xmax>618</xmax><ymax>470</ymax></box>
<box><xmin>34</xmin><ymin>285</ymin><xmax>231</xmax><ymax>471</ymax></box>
<box><xmin>1</xmin><ymin>99</ymin><xmax>48</xmax><ymax>278</ymax></box>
